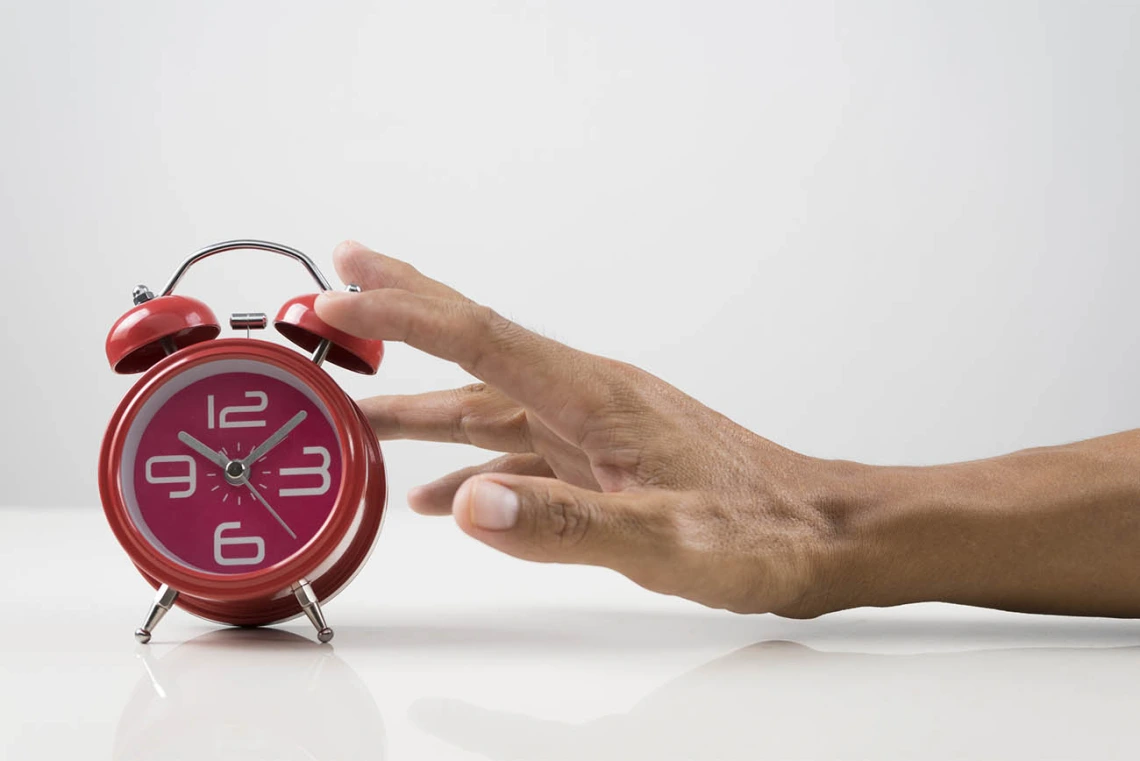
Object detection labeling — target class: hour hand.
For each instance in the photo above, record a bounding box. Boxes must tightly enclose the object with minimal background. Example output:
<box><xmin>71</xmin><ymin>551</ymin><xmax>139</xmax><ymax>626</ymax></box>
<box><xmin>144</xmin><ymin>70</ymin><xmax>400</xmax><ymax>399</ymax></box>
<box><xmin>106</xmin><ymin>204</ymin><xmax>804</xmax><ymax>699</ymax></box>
<box><xmin>242</xmin><ymin>411</ymin><xmax>307</xmax><ymax>467</ymax></box>
<box><xmin>177</xmin><ymin>431</ymin><xmax>228</xmax><ymax>470</ymax></box>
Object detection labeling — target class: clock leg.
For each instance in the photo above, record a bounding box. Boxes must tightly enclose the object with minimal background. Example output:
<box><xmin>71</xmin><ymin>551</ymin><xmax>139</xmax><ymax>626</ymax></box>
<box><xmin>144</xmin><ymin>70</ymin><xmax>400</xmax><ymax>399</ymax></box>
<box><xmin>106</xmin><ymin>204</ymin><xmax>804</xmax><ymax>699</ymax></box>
<box><xmin>134</xmin><ymin>584</ymin><xmax>179</xmax><ymax>644</ymax></box>
<box><xmin>292</xmin><ymin>578</ymin><xmax>334</xmax><ymax>643</ymax></box>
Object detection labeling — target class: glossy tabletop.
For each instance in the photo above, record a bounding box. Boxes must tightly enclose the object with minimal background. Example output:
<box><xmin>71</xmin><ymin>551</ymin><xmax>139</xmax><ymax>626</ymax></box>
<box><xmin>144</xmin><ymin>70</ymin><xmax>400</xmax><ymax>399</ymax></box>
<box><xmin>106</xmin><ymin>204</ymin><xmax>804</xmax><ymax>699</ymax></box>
<box><xmin>2</xmin><ymin>506</ymin><xmax>1138</xmax><ymax>760</ymax></box>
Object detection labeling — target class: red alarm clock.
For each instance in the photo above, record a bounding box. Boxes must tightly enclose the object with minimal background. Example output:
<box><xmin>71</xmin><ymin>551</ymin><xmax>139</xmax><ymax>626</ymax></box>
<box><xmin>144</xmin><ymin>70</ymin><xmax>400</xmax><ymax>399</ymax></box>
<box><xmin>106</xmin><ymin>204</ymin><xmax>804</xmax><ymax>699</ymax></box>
<box><xmin>99</xmin><ymin>240</ymin><xmax>387</xmax><ymax>644</ymax></box>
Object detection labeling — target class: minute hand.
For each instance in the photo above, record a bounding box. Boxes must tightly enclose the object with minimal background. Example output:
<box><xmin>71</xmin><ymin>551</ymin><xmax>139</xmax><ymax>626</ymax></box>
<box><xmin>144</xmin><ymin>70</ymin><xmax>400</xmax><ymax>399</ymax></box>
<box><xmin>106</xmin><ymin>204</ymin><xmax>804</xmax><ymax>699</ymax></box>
<box><xmin>242</xmin><ymin>411</ymin><xmax>307</xmax><ymax>466</ymax></box>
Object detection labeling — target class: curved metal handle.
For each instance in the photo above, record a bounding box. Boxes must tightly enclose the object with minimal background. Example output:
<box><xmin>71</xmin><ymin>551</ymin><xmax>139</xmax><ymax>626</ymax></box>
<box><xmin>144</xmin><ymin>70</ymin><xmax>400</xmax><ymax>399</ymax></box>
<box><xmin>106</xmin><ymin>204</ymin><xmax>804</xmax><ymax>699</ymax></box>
<box><xmin>160</xmin><ymin>239</ymin><xmax>332</xmax><ymax>296</ymax></box>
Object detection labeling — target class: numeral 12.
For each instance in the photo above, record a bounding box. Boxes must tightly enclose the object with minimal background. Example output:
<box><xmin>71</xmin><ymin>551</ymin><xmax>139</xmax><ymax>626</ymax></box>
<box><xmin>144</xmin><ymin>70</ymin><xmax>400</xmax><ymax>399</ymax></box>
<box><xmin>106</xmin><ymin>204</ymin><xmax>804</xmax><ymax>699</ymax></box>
<box><xmin>207</xmin><ymin>391</ymin><xmax>268</xmax><ymax>429</ymax></box>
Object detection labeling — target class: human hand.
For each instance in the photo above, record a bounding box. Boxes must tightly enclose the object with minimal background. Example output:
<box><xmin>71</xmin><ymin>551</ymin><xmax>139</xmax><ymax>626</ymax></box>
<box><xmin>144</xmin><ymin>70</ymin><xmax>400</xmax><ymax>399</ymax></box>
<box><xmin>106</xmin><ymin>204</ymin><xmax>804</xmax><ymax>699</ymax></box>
<box><xmin>311</xmin><ymin>239</ymin><xmax>1140</xmax><ymax>621</ymax></box>
<box><xmin>313</xmin><ymin>241</ymin><xmax>853</xmax><ymax>618</ymax></box>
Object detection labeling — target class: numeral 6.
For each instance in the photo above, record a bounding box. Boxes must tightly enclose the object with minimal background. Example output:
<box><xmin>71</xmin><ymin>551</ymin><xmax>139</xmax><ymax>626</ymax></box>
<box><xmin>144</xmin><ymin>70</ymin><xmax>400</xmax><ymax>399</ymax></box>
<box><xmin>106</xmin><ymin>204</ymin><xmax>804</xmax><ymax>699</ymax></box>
<box><xmin>213</xmin><ymin>522</ymin><xmax>266</xmax><ymax>566</ymax></box>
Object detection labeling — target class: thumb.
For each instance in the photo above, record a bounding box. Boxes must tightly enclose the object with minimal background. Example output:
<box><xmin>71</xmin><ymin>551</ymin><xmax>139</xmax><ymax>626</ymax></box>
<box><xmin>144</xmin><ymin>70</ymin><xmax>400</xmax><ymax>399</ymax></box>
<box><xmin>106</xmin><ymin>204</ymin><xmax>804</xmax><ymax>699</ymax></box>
<box><xmin>451</xmin><ymin>474</ymin><xmax>674</xmax><ymax>572</ymax></box>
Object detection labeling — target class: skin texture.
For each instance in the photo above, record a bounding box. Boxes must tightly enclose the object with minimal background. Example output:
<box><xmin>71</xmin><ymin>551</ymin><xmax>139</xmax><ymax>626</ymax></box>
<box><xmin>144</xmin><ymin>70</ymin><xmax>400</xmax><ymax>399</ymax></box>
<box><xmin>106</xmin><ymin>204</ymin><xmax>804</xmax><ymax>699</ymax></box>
<box><xmin>315</xmin><ymin>241</ymin><xmax>1140</xmax><ymax>619</ymax></box>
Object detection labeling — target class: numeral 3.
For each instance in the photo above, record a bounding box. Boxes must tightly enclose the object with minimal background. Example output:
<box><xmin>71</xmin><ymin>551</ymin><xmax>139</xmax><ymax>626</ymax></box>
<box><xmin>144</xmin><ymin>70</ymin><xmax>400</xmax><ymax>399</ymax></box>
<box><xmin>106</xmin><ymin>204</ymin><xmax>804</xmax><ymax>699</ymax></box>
<box><xmin>279</xmin><ymin>446</ymin><xmax>332</xmax><ymax>497</ymax></box>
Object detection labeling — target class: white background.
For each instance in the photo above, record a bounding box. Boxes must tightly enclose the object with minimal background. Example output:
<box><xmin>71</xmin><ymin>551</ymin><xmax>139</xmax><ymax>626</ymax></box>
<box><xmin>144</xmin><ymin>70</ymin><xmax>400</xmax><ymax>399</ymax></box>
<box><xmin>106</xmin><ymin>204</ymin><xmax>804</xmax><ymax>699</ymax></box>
<box><xmin>2</xmin><ymin>0</ymin><xmax>1139</xmax><ymax>508</ymax></box>
<box><xmin>3</xmin><ymin>3</ymin><xmax>1140</xmax><ymax>760</ymax></box>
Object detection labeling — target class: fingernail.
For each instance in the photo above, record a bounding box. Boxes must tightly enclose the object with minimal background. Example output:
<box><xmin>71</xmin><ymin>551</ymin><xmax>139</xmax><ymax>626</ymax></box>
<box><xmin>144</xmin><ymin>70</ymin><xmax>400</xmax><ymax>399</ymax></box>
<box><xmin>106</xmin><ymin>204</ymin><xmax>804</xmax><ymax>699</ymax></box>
<box><xmin>469</xmin><ymin>480</ymin><xmax>519</xmax><ymax>531</ymax></box>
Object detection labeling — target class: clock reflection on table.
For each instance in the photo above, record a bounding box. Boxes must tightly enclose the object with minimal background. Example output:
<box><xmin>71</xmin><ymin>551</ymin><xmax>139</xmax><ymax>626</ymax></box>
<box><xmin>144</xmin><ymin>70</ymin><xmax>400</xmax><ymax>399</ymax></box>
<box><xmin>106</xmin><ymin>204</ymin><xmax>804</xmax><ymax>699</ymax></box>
<box><xmin>114</xmin><ymin>629</ymin><xmax>385</xmax><ymax>761</ymax></box>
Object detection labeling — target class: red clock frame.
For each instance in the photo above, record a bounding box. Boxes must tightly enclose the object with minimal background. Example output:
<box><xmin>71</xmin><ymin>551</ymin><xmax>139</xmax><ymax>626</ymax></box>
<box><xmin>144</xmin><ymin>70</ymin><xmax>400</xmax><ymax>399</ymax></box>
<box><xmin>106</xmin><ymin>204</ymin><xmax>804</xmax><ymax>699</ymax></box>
<box><xmin>100</xmin><ymin>339</ymin><xmax>387</xmax><ymax>627</ymax></box>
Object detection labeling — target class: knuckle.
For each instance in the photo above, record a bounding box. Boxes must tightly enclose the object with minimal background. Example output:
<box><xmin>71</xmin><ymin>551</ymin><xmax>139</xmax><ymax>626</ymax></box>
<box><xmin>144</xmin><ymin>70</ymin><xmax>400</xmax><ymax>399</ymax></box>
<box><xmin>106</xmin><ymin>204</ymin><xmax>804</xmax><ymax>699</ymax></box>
<box><xmin>594</xmin><ymin>360</ymin><xmax>655</xmax><ymax>422</ymax></box>
<box><xmin>451</xmin><ymin>383</ymin><xmax>489</xmax><ymax>444</ymax></box>
<box><xmin>463</xmin><ymin>306</ymin><xmax>508</xmax><ymax>374</ymax></box>
<box><xmin>500</xmin><ymin>406</ymin><xmax>532</xmax><ymax>450</ymax></box>
<box><xmin>538</xmin><ymin>490</ymin><xmax>592</xmax><ymax>549</ymax></box>
<box><xmin>603</xmin><ymin>358</ymin><xmax>643</xmax><ymax>384</ymax></box>
<box><xmin>465</xmin><ymin>306</ymin><xmax>543</xmax><ymax>380</ymax></box>
<box><xmin>478</xmin><ymin>305</ymin><xmax>509</xmax><ymax>337</ymax></box>
<box><xmin>458</xmin><ymin>382</ymin><xmax>490</xmax><ymax>397</ymax></box>
<box><xmin>450</xmin><ymin>383</ymin><xmax>529</xmax><ymax>449</ymax></box>
<box><xmin>601</xmin><ymin>358</ymin><xmax>647</xmax><ymax>389</ymax></box>
<box><xmin>573</xmin><ymin>363</ymin><xmax>643</xmax><ymax>441</ymax></box>
<box><xmin>396</xmin><ymin>258</ymin><xmax>423</xmax><ymax>278</ymax></box>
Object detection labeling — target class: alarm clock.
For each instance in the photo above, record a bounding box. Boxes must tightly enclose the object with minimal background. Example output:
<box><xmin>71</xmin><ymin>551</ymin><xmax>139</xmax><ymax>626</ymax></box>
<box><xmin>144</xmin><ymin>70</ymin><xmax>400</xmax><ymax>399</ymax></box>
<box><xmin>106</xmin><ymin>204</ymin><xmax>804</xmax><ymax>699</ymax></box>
<box><xmin>98</xmin><ymin>240</ymin><xmax>387</xmax><ymax>644</ymax></box>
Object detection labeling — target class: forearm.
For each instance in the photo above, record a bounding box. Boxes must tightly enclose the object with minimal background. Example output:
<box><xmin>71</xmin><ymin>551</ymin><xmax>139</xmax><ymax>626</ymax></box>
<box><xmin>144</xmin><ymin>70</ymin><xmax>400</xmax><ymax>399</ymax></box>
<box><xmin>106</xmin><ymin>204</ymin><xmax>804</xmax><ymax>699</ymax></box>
<box><xmin>824</xmin><ymin>429</ymin><xmax>1140</xmax><ymax>617</ymax></box>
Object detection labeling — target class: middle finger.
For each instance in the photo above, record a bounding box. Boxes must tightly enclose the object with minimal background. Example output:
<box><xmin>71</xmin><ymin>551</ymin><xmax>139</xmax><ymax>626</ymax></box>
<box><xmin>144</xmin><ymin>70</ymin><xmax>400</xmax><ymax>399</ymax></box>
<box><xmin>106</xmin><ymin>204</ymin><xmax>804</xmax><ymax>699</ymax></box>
<box><xmin>360</xmin><ymin>384</ymin><xmax>532</xmax><ymax>453</ymax></box>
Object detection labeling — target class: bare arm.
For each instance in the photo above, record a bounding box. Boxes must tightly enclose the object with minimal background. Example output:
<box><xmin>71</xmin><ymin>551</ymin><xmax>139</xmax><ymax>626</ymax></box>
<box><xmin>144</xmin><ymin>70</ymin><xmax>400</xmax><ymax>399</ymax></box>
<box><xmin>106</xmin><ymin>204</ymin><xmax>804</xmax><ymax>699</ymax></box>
<box><xmin>827</xmin><ymin>430</ymin><xmax>1140</xmax><ymax>617</ymax></box>
<box><xmin>316</xmin><ymin>240</ymin><xmax>1140</xmax><ymax>618</ymax></box>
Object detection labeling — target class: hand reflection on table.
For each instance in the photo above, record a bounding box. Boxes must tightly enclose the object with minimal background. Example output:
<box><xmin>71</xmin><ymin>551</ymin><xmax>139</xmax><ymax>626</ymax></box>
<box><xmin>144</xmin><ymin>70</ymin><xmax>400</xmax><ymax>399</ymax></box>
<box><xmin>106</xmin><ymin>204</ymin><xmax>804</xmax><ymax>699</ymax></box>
<box><xmin>114</xmin><ymin>629</ymin><xmax>385</xmax><ymax>761</ymax></box>
<box><xmin>412</xmin><ymin>640</ymin><xmax>1140</xmax><ymax>760</ymax></box>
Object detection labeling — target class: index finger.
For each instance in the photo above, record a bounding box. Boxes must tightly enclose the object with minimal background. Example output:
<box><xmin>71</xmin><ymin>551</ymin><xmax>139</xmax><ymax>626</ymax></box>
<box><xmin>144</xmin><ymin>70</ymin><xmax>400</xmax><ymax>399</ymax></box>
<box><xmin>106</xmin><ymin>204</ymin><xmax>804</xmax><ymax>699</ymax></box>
<box><xmin>330</xmin><ymin>240</ymin><xmax>470</xmax><ymax>303</ymax></box>
<box><xmin>315</xmin><ymin>247</ymin><xmax>614</xmax><ymax>446</ymax></box>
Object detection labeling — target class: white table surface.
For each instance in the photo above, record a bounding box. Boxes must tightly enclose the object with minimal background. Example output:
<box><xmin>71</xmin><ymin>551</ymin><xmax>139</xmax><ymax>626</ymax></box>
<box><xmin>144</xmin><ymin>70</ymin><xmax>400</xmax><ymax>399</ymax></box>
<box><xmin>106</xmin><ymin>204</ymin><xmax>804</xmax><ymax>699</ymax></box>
<box><xmin>2</xmin><ymin>505</ymin><xmax>1138</xmax><ymax>760</ymax></box>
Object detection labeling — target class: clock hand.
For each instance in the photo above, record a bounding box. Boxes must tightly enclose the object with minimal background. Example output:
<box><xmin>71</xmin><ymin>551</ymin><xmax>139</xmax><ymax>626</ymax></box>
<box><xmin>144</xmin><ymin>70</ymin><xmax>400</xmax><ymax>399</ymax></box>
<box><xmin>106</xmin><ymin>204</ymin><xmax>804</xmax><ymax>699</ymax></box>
<box><xmin>181</xmin><ymin>429</ymin><xmax>297</xmax><ymax>539</ymax></box>
<box><xmin>242</xmin><ymin>411</ymin><xmax>308</xmax><ymax>467</ymax></box>
<box><xmin>177</xmin><ymin>431</ymin><xmax>229</xmax><ymax>470</ymax></box>
<box><xmin>242</xmin><ymin>479</ymin><xmax>298</xmax><ymax>540</ymax></box>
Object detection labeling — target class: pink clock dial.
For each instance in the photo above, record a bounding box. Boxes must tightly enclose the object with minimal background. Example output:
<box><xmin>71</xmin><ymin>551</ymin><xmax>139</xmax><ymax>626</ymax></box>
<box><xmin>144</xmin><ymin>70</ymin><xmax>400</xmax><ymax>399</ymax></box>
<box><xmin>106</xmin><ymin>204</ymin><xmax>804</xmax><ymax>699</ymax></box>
<box><xmin>121</xmin><ymin>359</ymin><xmax>343</xmax><ymax>574</ymax></box>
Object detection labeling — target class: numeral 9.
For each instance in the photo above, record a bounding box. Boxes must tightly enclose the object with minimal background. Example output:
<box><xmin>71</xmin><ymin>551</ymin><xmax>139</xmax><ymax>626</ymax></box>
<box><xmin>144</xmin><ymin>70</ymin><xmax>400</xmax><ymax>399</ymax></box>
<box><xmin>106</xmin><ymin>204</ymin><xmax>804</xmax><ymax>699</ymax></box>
<box><xmin>145</xmin><ymin>455</ymin><xmax>196</xmax><ymax>498</ymax></box>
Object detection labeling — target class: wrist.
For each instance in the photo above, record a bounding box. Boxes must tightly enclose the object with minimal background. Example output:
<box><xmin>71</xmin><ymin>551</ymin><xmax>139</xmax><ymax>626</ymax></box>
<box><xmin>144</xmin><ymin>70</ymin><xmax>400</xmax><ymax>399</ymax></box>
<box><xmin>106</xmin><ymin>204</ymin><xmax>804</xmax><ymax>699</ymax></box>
<box><xmin>806</xmin><ymin>458</ymin><xmax>979</xmax><ymax>615</ymax></box>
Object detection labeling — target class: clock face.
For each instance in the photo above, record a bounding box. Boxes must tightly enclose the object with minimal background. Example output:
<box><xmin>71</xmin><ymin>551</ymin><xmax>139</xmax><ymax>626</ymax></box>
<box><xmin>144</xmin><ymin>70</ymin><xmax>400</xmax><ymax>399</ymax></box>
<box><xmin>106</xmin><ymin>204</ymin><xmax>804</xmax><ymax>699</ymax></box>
<box><xmin>120</xmin><ymin>358</ymin><xmax>343</xmax><ymax>574</ymax></box>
